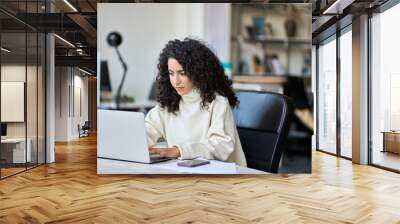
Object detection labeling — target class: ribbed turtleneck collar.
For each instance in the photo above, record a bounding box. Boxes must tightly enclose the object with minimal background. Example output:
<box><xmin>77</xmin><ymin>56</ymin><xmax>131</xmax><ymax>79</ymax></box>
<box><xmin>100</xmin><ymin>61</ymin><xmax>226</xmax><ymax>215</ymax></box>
<box><xmin>180</xmin><ymin>88</ymin><xmax>201</xmax><ymax>103</ymax></box>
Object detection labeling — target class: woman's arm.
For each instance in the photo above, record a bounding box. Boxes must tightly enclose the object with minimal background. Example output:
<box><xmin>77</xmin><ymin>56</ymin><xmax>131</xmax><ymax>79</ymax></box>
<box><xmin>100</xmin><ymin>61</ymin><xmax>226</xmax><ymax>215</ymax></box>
<box><xmin>145</xmin><ymin>105</ymin><xmax>166</xmax><ymax>147</ymax></box>
<box><xmin>175</xmin><ymin>98</ymin><xmax>236</xmax><ymax>161</ymax></box>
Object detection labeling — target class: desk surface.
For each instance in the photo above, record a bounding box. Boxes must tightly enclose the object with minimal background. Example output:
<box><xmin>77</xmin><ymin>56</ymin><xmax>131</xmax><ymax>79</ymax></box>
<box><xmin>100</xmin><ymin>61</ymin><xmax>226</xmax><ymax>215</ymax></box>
<box><xmin>381</xmin><ymin>131</ymin><xmax>400</xmax><ymax>134</ymax></box>
<box><xmin>97</xmin><ymin>158</ymin><xmax>267</xmax><ymax>174</ymax></box>
<box><xmin>1</xmin><ymin>137</ymin><xmax>27</xmax><ymax>143</ymax></box>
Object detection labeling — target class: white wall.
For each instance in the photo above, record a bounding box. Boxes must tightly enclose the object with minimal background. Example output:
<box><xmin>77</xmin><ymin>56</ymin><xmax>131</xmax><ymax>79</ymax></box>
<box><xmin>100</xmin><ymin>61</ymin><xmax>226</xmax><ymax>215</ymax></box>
<box><xmin>1</xmin><ymin>65</ymin><xmax>37</xmax><ymax>137</ymax></box>
<box><xmin>1</xmin><ymin>63</ymin><xmax>46</xmax><ymax>164</ymax></box>
<box><xmin>55</xmin><ymin>67</ymin><xmax>89</xmax><ymax>141</ymax></box>
<box><xmin>1</xmin><ymin>82</ymin><xmax>25</xmax><ymax>122</ymax></box>
<box><xmin>1</xmin><ymin>64</ymin><xmax>26</xmax><ymax>81</ymax></box>
<box><xmin>98</xmin><ymin>3</ymin><xmax>230</xmax><ymax>102</ymax></box>
<box><xmin>55</xmin><ymin>67</ymin><xmax>68</xmax><ymax>141</ymax></box>
<box><xmin>204</xmin><ymin>4</ymin><xmax>231</xmax><ymax>69</ymax></box>
<box><xmin>72</xmin><ymin>74</ymin><xmax>89</xmax><ymax>137</ymax></box>
<box><xmin>1</xmin><ymin>66</ymin><xmax>26</xmax><ymax>128</ymax></box>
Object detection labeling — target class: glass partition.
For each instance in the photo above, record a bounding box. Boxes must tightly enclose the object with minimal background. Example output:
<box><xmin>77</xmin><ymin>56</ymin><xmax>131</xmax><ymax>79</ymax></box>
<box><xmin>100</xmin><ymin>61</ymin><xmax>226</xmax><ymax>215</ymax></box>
<box><xmin>317</xmin><ymin>36</ymin><xmax>337</xmax><ymax>154</ymax></box>
<box><xmin>27</xmin><ymin>31</ymin><xmax>38</xmax><ymax>169</ymax></box>
<box><xmin>26</xmin><ymin>0</ymin><xmax>45</xmax><ymax>169</ymax></box>
<box><xmin>1</xmin><ymin>30</ymin><xmax>28</xmax><ymax>177</ymax></box>
<box><xmin>0</xmin><ymin>1</ymin><xmax>46</xmax><ymax>179</ymax></box>
<box><xmin>371</xmin><ymin>3</ymin><xmax>400</xmax><ymax>171</ymax></box>
<box><xmin>339</xmin><ymin>28</ymin><xmax>352</xmax><ymax>158</ymax></box>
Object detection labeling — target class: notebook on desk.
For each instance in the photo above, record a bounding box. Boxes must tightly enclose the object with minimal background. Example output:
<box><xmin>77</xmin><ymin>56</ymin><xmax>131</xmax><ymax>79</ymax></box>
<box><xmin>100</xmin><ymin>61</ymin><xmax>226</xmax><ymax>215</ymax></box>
<box><xmin>97</xmin><ymin>109</ymin><xmax>170</xmax><ymax>164</ymax></box>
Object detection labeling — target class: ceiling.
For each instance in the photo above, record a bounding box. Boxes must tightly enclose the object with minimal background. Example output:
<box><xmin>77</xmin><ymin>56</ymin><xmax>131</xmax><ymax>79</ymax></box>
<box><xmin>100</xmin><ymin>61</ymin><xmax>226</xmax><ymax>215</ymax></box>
<box><xmin>311</xmin><ymin>0</ymin><xmax>389</xmax><ymax>43</ymax></box>
<box><xmin>0</xmin><ymin>0</ymin><xmax>98</xmax><ymax>73</ymax></box>
<box><xmin>0</xmin><ymin>0</ymin><xmax>391</xmax><ymax>75</ymax></box>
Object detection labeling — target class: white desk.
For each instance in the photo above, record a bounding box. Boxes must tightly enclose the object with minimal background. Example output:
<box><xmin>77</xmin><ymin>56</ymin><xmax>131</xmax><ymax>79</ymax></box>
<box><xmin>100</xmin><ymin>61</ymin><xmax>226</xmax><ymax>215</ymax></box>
<box><xmin>98</xmin><ymin>100</ymin><xmax>157</xmax><ymax>111</ymax></box>
<box><xmin>97</xmin><ymin>158</ymin><xmax>267</xmax><ymax>174</ymax></box>
<box><xmin>1</xmin><ymin>138</ymin><xmax>31</xmax><ymax>163</ymax></box>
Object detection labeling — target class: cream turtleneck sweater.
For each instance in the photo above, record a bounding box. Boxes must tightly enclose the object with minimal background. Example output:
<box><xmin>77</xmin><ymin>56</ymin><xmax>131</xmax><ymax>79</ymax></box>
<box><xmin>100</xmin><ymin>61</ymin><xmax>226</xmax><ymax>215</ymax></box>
<box><xmin>145</xmin><ymin>89</ymin><xmax>247</xmax><ymax>167</ymax></box>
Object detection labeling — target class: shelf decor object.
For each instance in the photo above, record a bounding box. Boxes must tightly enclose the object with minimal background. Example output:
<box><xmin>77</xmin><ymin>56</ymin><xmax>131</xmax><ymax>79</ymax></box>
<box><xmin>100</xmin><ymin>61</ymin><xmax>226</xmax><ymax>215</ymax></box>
<box><xmin>381</xmin><ymin>131</ymin><xmax>400</xmax><ymax>154</ymax></box>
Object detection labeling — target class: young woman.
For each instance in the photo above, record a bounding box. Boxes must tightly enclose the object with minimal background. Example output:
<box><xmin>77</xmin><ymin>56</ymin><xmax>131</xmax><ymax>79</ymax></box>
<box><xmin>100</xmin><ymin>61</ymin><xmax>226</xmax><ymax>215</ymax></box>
<box><xmin>145</xmin><ymin>38</ymin><xmax>246</xmax><ymax>167</ymax></box>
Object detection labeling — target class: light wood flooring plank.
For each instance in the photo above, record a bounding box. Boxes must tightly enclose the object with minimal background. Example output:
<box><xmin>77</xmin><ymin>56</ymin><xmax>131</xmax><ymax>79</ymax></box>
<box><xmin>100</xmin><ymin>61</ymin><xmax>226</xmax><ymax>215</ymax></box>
<box><xmin>0</xmin><ymin>134</ymin><xmax>399</xmax><ymax>223</ymax></box>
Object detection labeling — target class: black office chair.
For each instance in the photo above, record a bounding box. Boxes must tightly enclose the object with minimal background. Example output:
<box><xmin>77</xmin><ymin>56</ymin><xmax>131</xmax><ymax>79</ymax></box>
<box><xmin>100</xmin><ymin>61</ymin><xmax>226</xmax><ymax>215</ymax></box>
<box><xmin>232</xmin><ymin>91</ymin><xmax>294</xmax><ymax>173</ymax></box>
<box><xmin>148</xmin><ymin>81</ymin><xmax>158</xmax><ymax>101</ymax></box>
<box><xmin>79</xmin><ymin>121</ymin><xmax>90</xmax><ymax>138</ymax></box>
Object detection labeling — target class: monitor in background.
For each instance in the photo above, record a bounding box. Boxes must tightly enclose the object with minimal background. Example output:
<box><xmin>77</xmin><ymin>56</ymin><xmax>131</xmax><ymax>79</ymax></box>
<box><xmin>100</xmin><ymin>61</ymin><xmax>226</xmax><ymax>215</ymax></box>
<box><xmin>100</xmin><ymin>60</ymin><xmax>112</xmax><ymax>92</ymax></box>
<box><xmin>100</xmin><ymin>60</ymin><xmax>114</xmax><ymax>103</ymax></box>
<box><xmin>1</xmin><ymin>123</ymin><xmax>7</xmax><ymax>138</ymax></box>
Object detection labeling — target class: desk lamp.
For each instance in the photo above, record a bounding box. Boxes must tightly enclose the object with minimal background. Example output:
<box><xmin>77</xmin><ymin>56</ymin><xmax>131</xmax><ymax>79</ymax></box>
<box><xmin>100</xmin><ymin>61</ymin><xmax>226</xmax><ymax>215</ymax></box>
<box><xmin>107</xmin><ymin>31</ymin><xmax>127</xmax><ymax>109</ymax></box>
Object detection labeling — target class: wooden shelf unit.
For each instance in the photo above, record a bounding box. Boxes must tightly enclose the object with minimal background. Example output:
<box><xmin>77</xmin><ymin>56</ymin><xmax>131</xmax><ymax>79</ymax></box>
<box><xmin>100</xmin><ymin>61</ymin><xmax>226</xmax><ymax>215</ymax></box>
<box><xmin>233</xmin><ymin>75</ymin><xmax>287</xmax><ymax>84</ymax></box>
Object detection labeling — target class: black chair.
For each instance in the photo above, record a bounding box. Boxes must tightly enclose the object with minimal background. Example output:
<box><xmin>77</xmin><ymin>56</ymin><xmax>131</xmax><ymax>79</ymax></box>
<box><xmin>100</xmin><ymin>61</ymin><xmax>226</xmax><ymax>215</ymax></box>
<box><xmin>79</xmin><ymin>121</ymin><xmax>90</xmax><ymax>138</ymax></box>
<box><xmin>148</xmin><ymin>81</ymin><xmax>158</xmax><ymax>101</ymax></box>
<box><xmin>232</xmin><ymin>91</ymin><xmax>294</xmax><ymax>173</ymax></box>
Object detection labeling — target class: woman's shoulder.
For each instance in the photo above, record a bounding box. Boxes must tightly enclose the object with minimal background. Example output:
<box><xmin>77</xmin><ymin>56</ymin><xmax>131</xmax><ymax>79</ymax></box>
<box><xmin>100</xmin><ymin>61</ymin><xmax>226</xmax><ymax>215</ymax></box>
<box><xmin>209</xmin><ymin>94</ymin><xmax>235</xmax><ymax>117</ymax></box>
<box><xmin>213</xmin><ymin>94</ymin><xmax>230</xmax><ymax>108</ymax></box>
<box><xmin>147</xmin><ymin>104</ymin><xmax>168</xmax><ymax>117</ymax></box>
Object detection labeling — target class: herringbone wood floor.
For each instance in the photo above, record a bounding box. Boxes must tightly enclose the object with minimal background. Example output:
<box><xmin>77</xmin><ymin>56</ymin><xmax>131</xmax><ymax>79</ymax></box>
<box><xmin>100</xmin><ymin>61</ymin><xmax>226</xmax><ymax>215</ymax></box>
<box><xmin>1</xmin><ymin>134</ymin><xmax>400</xmax><ymax>223</ymax></box>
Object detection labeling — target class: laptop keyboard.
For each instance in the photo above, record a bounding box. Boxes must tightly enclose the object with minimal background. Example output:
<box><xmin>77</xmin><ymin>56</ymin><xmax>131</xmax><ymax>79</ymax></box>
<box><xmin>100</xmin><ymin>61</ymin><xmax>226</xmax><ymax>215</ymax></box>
<box><xmin>150</xmin><ymin>154</ymin><xmax>166</xmax><ymax>159</ymax></box>
<box><xmin>149</xmin><ymin>154</ymin><xmax>172</xmax><ymax>163</ymax></box>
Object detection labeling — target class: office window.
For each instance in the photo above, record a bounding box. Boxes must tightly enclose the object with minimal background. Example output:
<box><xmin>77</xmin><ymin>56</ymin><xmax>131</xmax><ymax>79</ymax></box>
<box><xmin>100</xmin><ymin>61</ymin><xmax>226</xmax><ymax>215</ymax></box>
<box><xmin>339</xmin><ymin>28</ymin><xmax>352</xmax><ymax>158</ymax></box>
<box><xmin>371</xmin><ymin>3</ymin><xmax>400</xmax><ymax>171</ymax></box>
<box><xmin>317</xmin><ymin>36</ymin><xmax>337</xmax><ymax>154</ymax></box>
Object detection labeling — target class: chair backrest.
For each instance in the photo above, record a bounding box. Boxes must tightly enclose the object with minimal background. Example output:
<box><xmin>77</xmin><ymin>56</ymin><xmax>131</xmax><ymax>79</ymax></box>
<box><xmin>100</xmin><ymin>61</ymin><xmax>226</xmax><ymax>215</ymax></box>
<box><xmin>232</xmin><ymin>91</ymin><xmax>294</xmax><ymax>173</ymax></box>
<box><xmin>82</xmin><ymin>121</ymin><xmax>90</xmax><ymax>130</ymax></box>
<box><xmin>148</xmin><ymin>81</ymin><xmax>158</xmax><ymax>101</ymax></box>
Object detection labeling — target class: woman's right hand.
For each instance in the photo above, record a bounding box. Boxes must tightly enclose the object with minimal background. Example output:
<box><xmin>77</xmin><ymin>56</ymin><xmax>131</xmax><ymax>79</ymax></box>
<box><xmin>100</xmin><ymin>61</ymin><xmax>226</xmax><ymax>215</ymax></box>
<box><xmin>149</xmin><ymin>147</ymin><xmax>158</xmax><ymax>155</ymax></box>
<box><xmin>149</xmin><ymin>147</ymin><xmax>180</xmax><ymax>158</ymax></box>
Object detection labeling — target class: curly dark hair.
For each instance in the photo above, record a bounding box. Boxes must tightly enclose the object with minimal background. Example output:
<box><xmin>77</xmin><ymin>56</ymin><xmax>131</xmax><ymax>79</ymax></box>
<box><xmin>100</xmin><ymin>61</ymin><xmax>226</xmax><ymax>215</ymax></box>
<box><xmin>156</xmin><ymin>38</ymin><xmax>238</xmax><ymax>113</ymax></box>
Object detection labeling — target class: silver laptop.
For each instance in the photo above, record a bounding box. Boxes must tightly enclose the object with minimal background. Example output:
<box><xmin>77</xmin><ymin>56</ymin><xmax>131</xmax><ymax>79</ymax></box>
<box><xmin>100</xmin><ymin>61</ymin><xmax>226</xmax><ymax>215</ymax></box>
<box><xmin>97</xmin><ymin>109</ymin><xmax>169</xmax><ymax>163</ymax></box>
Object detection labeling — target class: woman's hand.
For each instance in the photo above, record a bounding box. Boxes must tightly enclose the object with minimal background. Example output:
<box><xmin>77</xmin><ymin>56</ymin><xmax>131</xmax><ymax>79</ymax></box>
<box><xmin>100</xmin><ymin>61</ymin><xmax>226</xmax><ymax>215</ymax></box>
<box><xmin>149</xmin><ymin>146</ymin><xmax>180</xmax><ymax>158</ymax></box>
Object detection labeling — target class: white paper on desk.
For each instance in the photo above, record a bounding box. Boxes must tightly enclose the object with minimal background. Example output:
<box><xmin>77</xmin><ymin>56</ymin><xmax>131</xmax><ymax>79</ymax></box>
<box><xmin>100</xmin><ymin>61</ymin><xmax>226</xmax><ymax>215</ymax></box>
<box><xmin>153</xmin><ymin>159</ymin><xmax>237</xmax><ymax>174</ymax></box>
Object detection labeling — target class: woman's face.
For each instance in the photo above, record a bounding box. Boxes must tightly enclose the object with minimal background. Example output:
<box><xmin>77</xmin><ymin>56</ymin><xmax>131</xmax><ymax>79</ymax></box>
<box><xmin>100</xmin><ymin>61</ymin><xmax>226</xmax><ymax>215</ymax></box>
<box><xmin>168</xmin><ymin>58</ymin><xmax>194</xmax><ymax>95</ymax></box>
